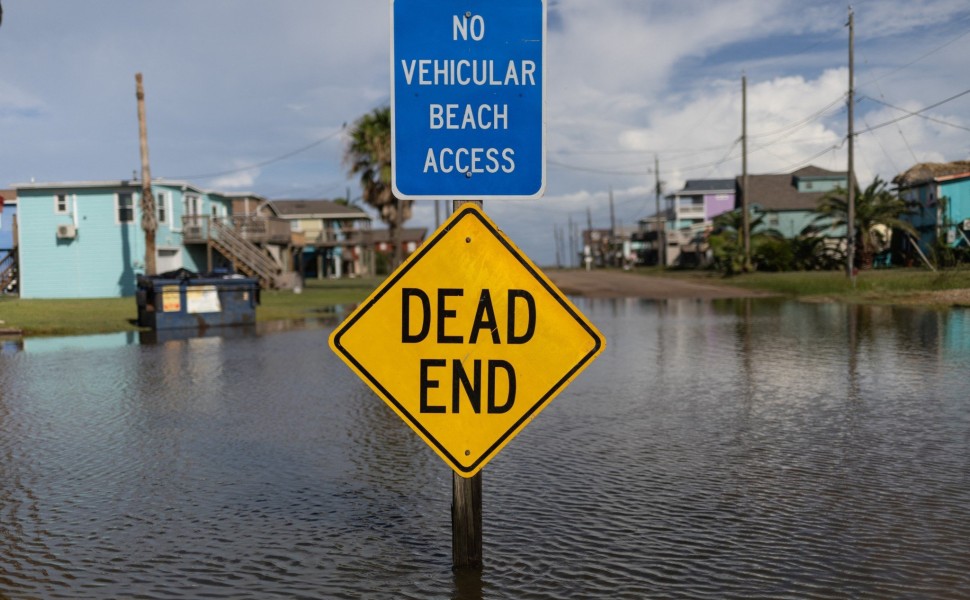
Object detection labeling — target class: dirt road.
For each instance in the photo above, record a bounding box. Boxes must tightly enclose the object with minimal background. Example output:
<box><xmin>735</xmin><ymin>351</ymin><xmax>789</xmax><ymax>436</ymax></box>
<box><xmin>544</xmin><ymin>269</ymin><xmax>773</xmax><ymax>300</ymax></box>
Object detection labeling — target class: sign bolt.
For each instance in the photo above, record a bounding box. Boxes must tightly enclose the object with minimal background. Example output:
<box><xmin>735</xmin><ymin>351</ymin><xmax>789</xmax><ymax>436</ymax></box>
<box><xmin>465</xmin><ymin>171</ymin><xmax>472</xmax><ymax>179</ymax></box>
<box><xmin>465</xmin><ymin>11</ymin><xmax>472</xmax><ymax>18</ymax></box>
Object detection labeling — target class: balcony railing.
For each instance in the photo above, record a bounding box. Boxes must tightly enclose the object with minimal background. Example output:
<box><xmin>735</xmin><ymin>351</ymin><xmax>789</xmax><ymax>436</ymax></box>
<box><xmin>296</xmin><ymin>227</ymin><xmax>373</xmax><ymax>247</ymax></box>
<box><xmin>181</xmin><ymin>215</ymin><xmax>291</xmax><ymax>245</ymax></box>
<box><xmin>676</xmin><ymin>205</ymin><xmax>705</xmax><ymax>218</ymax></box>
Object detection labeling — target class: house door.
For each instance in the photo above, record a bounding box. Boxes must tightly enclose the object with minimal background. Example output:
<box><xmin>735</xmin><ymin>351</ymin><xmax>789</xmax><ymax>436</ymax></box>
<box><xmin>183</xmin><ymin>194</ymin><xmax>202</xmax><ymax>226</ymax></box>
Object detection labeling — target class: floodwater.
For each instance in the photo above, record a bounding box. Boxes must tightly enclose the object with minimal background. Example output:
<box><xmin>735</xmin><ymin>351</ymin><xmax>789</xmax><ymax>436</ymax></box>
<box><xmin>1</xmin><ymin>298</ymin><xmax>968</xmax><ymax>599</ymax></box>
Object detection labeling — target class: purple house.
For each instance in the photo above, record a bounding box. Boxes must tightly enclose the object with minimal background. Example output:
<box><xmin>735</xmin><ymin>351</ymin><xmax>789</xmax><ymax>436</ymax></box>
<box><xmin>635</xmin><ymin>179</ymin><xmax>736</xmax><ymax>267</ymax></box>
<box><xmin>667</xmin><ymin>179</ymin><xmax>736</xmax><ymax>231</ymax></box>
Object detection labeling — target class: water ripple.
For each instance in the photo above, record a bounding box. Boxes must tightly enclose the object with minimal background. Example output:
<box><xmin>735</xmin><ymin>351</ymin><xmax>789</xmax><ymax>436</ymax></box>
<box><xmin>1</xmin><ymin>306</ymin><xmax>969</xmax><ymax>598</ymax></box>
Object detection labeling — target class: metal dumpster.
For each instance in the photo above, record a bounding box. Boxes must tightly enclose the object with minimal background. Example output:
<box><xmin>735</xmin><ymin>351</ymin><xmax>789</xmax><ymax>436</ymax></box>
<box><xmin>136</xmin><ymin>270</ymin><xmax>260</xmax><ymax>330</ymax></box>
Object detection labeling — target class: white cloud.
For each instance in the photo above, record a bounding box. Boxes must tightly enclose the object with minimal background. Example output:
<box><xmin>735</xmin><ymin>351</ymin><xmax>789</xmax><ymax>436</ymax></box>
<box><xmin>209</xmin><ymin>166</ymin><xmax>262</xmax><ymax>191</ymax></box>
<box><xmin>1</xmin><ymin>0</ymin><xmax>968</xmax><ymax>266</ymax></box>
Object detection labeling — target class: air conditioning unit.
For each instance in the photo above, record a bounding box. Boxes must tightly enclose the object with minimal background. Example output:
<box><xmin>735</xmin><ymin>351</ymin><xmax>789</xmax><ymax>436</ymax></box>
<box><xmin>962</xmin><ymin>219</ymin><xmax>970</xmax><ymax>231</ymax></box>
<box><xmin>184</xmin><ymin>224</ymin><xmax>202</xmax><ymax>238</ymax></box>
<box><xmin>56</xmin><ymin>224</ymin><xmax>77</xmax><ymax>239</ymax></box>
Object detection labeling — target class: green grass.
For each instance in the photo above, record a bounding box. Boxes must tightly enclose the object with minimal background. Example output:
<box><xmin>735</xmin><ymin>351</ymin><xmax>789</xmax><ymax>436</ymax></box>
<box><xmin>0</xmin><ymin>276</ymin><xmax>383</xmax><ymax>337</ymax></box>
<box><xmin>4</xmin><ymin>268</ymin><xmax>969</xmax><ymax>337</ymax></box>
<box><xmin>256</xmin><ymin>276</ymin><xmax>382</xmax><ymax>321</ymax></box>
<box><xmin>0</xmin><ymin>296</ymin><xmax>140</xmax><ymax>337</ymax></box>
<box><xmin>673</xmin><ymin>267</ymin><xmax>970</xmax><ymax>301</ymax></box>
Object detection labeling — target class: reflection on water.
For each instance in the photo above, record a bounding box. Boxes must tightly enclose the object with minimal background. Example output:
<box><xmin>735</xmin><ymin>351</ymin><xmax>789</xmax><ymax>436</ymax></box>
<box><xmin>1</xmin><ymin>299</ymin><xmax>968</xmax><ymax>599</ymax></box>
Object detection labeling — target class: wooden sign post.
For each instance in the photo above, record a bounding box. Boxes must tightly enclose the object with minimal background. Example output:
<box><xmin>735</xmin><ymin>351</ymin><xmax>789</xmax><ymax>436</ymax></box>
<box><xmin>451</xmin><ymin>198</ymin><xmax>484</xmax><ymax>569</ymax></box>
<box><xmin>328</xmin><ymin>0</ymin><xmax>602</xmax><ymax>572</ymax></box>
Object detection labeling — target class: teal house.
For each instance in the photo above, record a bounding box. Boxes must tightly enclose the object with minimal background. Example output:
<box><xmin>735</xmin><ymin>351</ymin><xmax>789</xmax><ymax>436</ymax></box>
<box><xmin>0</xmin><ymin>190</ymin><xmax>17</xmax><ymax>293</ymax></box>
<box><xmin>737</xmin><ymin>166</ymin><xmax>849</xmax><ymax>238</ymax></box>
<box><xmin>893</xmin><ymin>161</ymin><xmax>970</xmax><ymax>255</ymax></box>
<box><xmin>13</xmin><ymin>179</ymin><xmax>273</xmax><ymax>299</ymax></box>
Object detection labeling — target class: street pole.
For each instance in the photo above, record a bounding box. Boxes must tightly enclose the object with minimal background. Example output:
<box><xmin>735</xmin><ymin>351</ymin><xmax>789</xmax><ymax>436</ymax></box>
<box><xmin>654</xmin><ymin>155</ymin><xmax>664</xmax><ymax>268</ymax></box>
<box><xmin>135</xmin><ymin>73</ymin><xmax>157</xmax><ymax>276</ymax></box>
<box><xmin>742</xmin><ymin>75</ymin><xmax>752</xmax><ymax>272</ymax></box>
<box><xmin>608</xmin><ymin>186</ymin><xmax>616</xmax><ymax>266</ymax></box>
<box><xmin>452</xmin><ymin>198</ymin><xmax>483</xmax><ymax>570</ymax></box>
<box><xmin>846</xmin><ymin>10</ymin><xmax>856</xmax><ymax>284</ymax></box>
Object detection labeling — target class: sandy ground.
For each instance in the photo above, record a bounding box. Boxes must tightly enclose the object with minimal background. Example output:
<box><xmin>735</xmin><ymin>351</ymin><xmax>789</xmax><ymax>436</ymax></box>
<box><xmin>543</xmin><ymin>268</ymin><xmax>773</xmax><ymax>300</ymax></box>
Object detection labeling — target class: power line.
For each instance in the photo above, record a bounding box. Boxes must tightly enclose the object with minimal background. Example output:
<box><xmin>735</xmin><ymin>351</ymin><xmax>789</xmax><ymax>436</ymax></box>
<box><xmin>547</xmin><ymin>159</ymin><xmax>648</xmax><ymax>176</ymax></box>
<box><xmin>860</xmin><ymin>95</ymin><xmax>970</xmax><ymax>132</ymax></box>
<box><xmin>171</xmin><ymin>125</ymin><xmax>346</xmax><ymax>181</ymax></box>
<box><xmin>855</xmin><ymin>86</ymin><xmax>970</xmax><ymax>135</ymax></box>
<box><xmin>859</xmin><ymin>16</ymin><xmax>970</xmax><ymax>87</ymax></box>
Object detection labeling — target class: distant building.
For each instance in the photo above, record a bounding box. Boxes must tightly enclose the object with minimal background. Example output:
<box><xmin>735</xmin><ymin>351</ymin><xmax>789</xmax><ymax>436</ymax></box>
<box><xmin>0</xmin><ymin>189</ymin><xmax>17</xmax><ymax>293</ymax></box>
<box><xmin>668</xmin><ymin>179</ymin><xmax>735</xmax><ymax>231</ymax></box>
<box><xmin>665</xmin><ymin>179</ymin><xmax>736</xmax><ymax>266</ymax></box>
<box><xmin>634</xmin><ymin>179</ymin><xmax>736</xmax><ymax>267</ymax></box>
<box><xmin>894</xmin><ymin>161</ymin><xmax>970</xmax><ymax>256</ymax></box>
<box><xmin>632</xmin><ymin>214</ymin><xmax>670</xmax><ymax>267</ymax></box>
<box><xmin>267</xmin><ymin>199</ymin><xmax>372</xmax><ymax>279</ymax></box>
<box><xmin>364</xmin><ymin>227</ymin><xmax>428</xmax><ymax>274</ymax></box>
<box><xmin>736</xmin><ymin>165</ymin><xmax>849</xmax><ymax>238</ymax></box>
<box><xmin>13</xmin><ymin>180</ymin><xmax>298</xmax><ymax>299</ymax></box>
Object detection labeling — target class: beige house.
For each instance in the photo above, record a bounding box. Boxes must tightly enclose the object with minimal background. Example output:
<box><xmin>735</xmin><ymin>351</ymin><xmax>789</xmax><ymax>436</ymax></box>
<box><xmin>268</xmin><ymin>199</ymin><xmax>373</xmax><ymax>278</ymax></box>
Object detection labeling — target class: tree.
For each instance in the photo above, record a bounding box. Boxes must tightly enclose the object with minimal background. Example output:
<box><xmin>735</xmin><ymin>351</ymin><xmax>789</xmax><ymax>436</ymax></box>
<box><xmin>814</xmin><ymin>177</ymin><xmax>916</xmax><ymax>270</ymax></box>
<box><xmin>344</xmin><ymin>107</ymin><xmax>413</xmax><ymax>269</ymax></box>
<box><xmin>788</xmin><ymin>223</ymin><xmax>844</xmax><ymax>271</ymax></box>
<box><xmin>708</xmin><ymin>210</ymin><xmax>782</xmax><ymax>274</ymax></box>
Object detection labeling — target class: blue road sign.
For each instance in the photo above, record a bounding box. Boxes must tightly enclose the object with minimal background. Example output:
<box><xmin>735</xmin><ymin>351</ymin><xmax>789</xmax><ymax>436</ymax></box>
<box><xmin>391</xmin><ymin>0</ymin><xmax>546</xmax><ymax>200</ymax></box>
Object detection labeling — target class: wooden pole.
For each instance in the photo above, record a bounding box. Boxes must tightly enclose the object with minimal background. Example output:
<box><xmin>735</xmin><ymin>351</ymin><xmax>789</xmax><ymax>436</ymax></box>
<box><xmin>654</xmin><ymin>155</ymin><xmax>664</xmax><ymax>268</ymax></box>
<box><xmin>741</xmin><ymin>75</ymin><xmax>752</xmax><ymax>272</ymax></box>
<box><xmin>135</xmin><ymin>73</ymin><xmax>157</xmax><ymax>275</ymax></box>
<box><xmin>451</xmin><ymin>198</ymin><xmax>483</xmax><ymax>571</ymax></box>
<box><xmin>846</xmin><ymin>10</ymin><xmax>857</xmax><ymax>284</ymax></box>
<box><xmin>452</xmin><ymin>469</ymin><xmax>482</xmax><ymax>569</ymax></box>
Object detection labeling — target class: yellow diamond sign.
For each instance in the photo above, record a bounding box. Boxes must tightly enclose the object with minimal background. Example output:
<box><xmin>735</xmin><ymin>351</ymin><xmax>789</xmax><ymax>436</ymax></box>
<box><xmin>329</xmin><ymin>204</ymin><xmax>605</xmax><ymax>477</ymax></box>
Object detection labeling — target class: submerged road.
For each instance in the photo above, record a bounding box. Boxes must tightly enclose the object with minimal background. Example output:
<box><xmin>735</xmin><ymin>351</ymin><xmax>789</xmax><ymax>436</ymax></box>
<box><xmin>544</xmin><ymin>268</ymin><xmax>773</xmax><ymax>300</ymax></box>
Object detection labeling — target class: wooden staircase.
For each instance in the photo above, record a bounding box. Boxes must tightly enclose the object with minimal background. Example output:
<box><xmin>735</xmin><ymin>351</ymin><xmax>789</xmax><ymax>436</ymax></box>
<box><xmin>0</xmin><ymin>249</ymin><xmax>16</xmax><ymax>293</ymax></box>
<box><xmin>208</xmin><ymin>220</ymin><xmax>284</xmax><ymax>289</ymax></box>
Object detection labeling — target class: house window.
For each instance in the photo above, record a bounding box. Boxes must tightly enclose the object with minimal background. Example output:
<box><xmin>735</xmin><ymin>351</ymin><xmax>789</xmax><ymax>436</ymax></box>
<box><xmin>156</xmin><ymin>192</ymin><xmax>168</xmax><ymax>225</ymax></box>
<box><xmin>117</xmin><ymin>192</ymin><xmax>134</xmax><ymax>223</ymax></box>
<box><xmin>55</xmin><ymin>193</ymin><xmax>70</xmax><ymax>214</ymax></box>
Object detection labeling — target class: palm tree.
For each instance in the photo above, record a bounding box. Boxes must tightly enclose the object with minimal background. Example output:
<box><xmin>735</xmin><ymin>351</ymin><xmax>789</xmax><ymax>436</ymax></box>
<box><xmin>814</xmin><ymin>177</ymin><xmax>916</xmax><ymax>269</ymax></box>
<box><xmin>344</xmin><ymin>107</ymin><xmax>413</xmax><ymax>269</ymax></box>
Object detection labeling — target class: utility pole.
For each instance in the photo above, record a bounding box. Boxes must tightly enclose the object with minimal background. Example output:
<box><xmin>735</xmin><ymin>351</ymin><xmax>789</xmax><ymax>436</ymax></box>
<box><xmin>135</xmin><ymin>73</ymin><xmax>157</xmax><ymax>276</ymax></box>
<box><xmin>566</xmin><ymin>215</ymin><xmax>572</xmax><ymax>267</ymax></box>
<box><xmin>654</xmin><ymin>154</ymin><xmax>665</xmax><ymax>268</ymax></box>
<box><xmin>608</xmin><ymin>186</ymin><xmax>616</xmax><ymax>267</ymax></box>
<box><xmin>846</xmin><ymin>9</ymin><xmax>856</xmax><ymax>283</ymax></box>
<box><xmin>554</xmin><ymin>224</ymin><xmax>562</xmax><ymax>268</ymax></box>
<box><xmin>741</xmin><ymin>75</ymin><xmax>752</xmax><ymax>272</ymax></box>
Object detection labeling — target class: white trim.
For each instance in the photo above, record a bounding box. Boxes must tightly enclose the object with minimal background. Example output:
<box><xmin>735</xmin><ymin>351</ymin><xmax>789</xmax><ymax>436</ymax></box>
<box><xmin>389</xmin><ymin>0</ymin><xmax>547</xmax><ymax>200</ymax></box>
<box><xmin>115</xmin><ymin>191</ymin><xmax>135</xmax><ymax>225</ymax></box>
<box><xmin>54</xmin><ymin>193</ymin><xmax>70</xmax><ymax>214</ymax></box>
<box><xmin>156</xmin><ymin>191</ymin><xmax>170</xmax><ymax>226</ymax></box>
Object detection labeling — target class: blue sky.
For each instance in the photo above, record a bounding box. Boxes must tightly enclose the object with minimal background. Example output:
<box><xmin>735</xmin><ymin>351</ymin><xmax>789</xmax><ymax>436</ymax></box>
<box><xmin>2</xmin><ymin>0</ymin><xmax>969</xmax><ymax>265</ymax></box>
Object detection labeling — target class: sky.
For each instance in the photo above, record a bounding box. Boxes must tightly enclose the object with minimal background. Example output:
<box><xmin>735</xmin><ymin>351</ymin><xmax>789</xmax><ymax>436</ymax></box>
<box><xmin>2</xmin><ymin>0</ymin><xmax>969</xmax><ymax>266</ymax></box>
